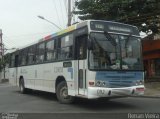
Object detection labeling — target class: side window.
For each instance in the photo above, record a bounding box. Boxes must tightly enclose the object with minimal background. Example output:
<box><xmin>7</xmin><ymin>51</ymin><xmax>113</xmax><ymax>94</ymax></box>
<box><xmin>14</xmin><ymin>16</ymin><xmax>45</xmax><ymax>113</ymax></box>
<box><xmin>46</xmin><ymin>39</ymin><xmax>56</xmax><ymax>61</ymax></box>
<box><xmin>58</xmin><ymin>34</ymin><xmax>73</xmax><ymax>60</ymax></box>
<box><xmin>36</xmin><ymin>43</ymin><xmax>45</xmax><ymax>63</ymax></box>
<box><xmin>20</xmin><ymin>49</ymin><xmax>28</xmax><ymax>66</ymax></box>
<box><xmin>10</xmin><ymin>54</ymin><xmax>15</xmax><ymax>67</ymax></box>
<box><xmin>15</xmin><ymin>55</ymin><xmax>19</xmax><ymax>67</ymax></box>
<box><xmin>28</xmin><ymin>45</ymin><xmax>36</xmax><ymax>64</ymax></box>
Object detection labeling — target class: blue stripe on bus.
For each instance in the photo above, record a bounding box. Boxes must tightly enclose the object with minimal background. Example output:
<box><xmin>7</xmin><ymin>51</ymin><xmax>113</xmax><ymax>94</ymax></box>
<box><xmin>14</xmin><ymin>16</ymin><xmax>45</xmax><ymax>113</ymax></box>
<box><xmin>95</xmin><ymin>71</ymin><xmax>143</xmax><ymax>87</ymax></box>
<box><xmin>68</xmin><ymin>68</ymin><xmax>73</xmax><ymax>79</ymax></box>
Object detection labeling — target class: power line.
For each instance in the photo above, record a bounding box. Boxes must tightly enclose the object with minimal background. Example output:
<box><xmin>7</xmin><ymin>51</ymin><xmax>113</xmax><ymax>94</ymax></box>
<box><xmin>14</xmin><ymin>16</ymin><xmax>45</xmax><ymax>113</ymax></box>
<box><xmin>3</xmin><ymin>39</ymin><xmax>16</xmax><ymax>48</ymax></box>
<box><xmin>59</xmin><ymin>0</ymin><xmax>66</xmax><ymax>27</ymax></box>
<box><xmin>3</xmin><ymin>41</ymin><xmax>11</xmax><ymax>47</ymax></box>
<box><xmin>7</xmin><ymin>31</ymin><xmax>53</xmax><ymax>38</ymax></box>
<box><xmin>3</xmin><ymin>34</ymin><xmax>36</xmax><ymax>49</ymax></box>
<box><xmin>2</xmin><ymin>43</ymin><xmax>9</xmax><ymax>49</ymax></box>
<box><xmin>3</xmin><ymin>35</ymin><xmax>19</xmax><ymax>46</ymax></box>
<box><xmin>3</xmin><ymin>38</ymin><xmax>17</xmax><ymax>48</ymax></box>
<box><xmin>63</xmin><ymin>0</ymin><xmax>68</xmax><ymax>15</ymax></box>
<box><xmin>52</xmin><ymin>0</ymin><xmax>63</xmax><ymax>28</ymax></box>
<box><xmin>2</xmin><ymin>30</ymin><xmax>57</xmax><ymax>49</ymax></box>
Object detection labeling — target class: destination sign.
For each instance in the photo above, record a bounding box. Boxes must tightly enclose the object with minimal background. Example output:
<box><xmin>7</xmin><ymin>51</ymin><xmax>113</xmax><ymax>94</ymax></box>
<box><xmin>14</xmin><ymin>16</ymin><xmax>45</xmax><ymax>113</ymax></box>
<box><xmin>90</xmin><ymin>21</ymin><xmax>140</xmax><ymax>35</ymax></box>
<box><xmin>108</xmin><ymin>25</ymin><xmax>132</xmax><ymax>33</ymax></box>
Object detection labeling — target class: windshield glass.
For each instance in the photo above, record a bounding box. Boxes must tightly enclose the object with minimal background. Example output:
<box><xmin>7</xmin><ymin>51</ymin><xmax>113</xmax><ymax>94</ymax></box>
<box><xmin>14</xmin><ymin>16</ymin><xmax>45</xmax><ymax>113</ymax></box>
<box><xmin>89</xmin><ymin>32</ymin><xmax>143</xmax><ymax>70</ymax></box>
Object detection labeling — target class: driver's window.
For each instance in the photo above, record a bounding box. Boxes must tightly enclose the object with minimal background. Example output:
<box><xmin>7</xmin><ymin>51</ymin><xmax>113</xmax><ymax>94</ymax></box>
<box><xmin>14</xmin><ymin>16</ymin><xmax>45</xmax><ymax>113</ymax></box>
<box><xmin>100</xmin><ymin>51</ymin><xmax>111</xmax><ymax>68</ymax></box>
<box><xmin>76</xmin><ymin>35</ymin><xmax>87</xmax><ymax>60</ymax></box>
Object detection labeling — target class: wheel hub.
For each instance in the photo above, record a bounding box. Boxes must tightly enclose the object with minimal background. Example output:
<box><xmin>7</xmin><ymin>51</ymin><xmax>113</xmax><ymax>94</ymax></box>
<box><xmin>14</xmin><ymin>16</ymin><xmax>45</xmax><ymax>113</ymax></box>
<box><xmin>60</xmin><ymin>87</ymin><xmax>69</xmax><ymax>99</ymax></box>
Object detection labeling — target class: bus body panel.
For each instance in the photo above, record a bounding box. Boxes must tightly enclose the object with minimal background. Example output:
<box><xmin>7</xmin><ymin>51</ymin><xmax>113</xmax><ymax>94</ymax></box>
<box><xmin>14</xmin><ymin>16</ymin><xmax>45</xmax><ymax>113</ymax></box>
<box><xmin>14</xmin><ymin>61</ymin><xmax>78</xmax><ymax>95</ymax></box>
<box><xmin>8</xmin><ymin>20</ymin><xmax>145</xmax><ymax>100</ymax></box>
<box><xmin>86</xmin><ymin>70</ymin><xmax>144</xmax><ymax>98</ymax></box>
<box><xmin>87</xmin><ymin>85</ymin><xmax>145</xmax><ymax>99</ymax></box>
<box><xmin>9</xmin><ymin>68</ymin><xmax>17</xmax><ymax>86</ymax></box>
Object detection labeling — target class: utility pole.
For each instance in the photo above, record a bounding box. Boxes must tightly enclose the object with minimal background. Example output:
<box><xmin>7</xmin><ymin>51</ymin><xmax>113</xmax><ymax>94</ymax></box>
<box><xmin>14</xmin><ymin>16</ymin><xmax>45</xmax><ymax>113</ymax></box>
<box><xmin>67</xmin><ymin>0</ymin><xmax>72</xmax><ymax>26</ymax></box>
<box><xmin>0</xmin><ymin>29</ymin><xmax>1</xmax><ymax>81</ymax></box>
<box><xmin>0</xmin><ymin>29</ymin><xmax>5</xmax><ymax>80</ymax></box>
<box><xmin>0</xmin><ymin>29</ymin><xmax>2</xmax><ymax>59</ymax></box>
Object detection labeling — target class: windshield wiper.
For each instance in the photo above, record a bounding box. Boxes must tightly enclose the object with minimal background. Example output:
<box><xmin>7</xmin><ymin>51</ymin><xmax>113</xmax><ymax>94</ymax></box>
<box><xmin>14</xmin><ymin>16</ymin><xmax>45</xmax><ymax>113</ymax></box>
<box><xmin>125</xmin><ymin>34</ymin><xmax>132</xmax><ymax>47</ymax></box>
<box><xmin>104</xmin><ymin>31</ymin><xmax>117</xmax><ymax>46</ymax></box>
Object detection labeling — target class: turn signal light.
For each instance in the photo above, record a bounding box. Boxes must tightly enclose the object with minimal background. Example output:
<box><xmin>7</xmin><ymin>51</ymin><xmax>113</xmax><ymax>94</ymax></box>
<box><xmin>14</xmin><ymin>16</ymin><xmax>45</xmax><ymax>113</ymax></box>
<box><xmin>136</xmin><ymin>88</ymin><xmax>145</xmax><ymax>91</ymax></box>
<box><xmin>89</xmin><ymin>81</ymin><xmax>95</xmax><ymax>86</ymax></box>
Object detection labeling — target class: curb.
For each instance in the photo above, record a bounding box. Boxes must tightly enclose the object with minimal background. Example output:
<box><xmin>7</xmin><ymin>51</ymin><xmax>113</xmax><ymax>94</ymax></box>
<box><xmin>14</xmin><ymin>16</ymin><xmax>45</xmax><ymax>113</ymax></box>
<box><xmin>131</xmin><ymin>95</ymin><xmax>160</xmax><ymax>99</ymax></box>
<box><xmin>0</xmin><ymin>79</ymin><xmax>9</xmax><ymax>83</ymax></box>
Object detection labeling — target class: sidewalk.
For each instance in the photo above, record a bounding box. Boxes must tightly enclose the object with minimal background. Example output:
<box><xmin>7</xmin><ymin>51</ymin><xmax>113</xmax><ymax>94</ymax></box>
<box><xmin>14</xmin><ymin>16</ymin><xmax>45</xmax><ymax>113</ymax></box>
<box><xmin>142</xmin><ymin>82</ymin><xmax>160</xmax><ymax>98</ymax></box>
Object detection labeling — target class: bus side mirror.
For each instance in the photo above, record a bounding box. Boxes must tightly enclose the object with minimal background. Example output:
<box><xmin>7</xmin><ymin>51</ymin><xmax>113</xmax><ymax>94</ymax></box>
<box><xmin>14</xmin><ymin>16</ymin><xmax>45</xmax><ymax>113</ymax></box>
<box><xmin>88</xmin><ymin>38</ymin><xmax>94</xmax><ymax>50</ymax></box>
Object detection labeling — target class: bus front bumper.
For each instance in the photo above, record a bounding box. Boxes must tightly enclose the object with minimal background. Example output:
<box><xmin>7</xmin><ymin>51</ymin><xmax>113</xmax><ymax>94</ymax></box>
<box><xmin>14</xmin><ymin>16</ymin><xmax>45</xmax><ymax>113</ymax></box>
<box><xmin>87</xmin><ymin>85</ymin><xmax>145</xmax><ymax>99</ymax></box>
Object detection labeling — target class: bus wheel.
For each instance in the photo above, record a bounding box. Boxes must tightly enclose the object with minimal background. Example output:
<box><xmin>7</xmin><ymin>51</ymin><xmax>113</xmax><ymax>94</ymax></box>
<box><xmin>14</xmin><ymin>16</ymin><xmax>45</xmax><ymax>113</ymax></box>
<box><xmin>19</xmin><ymin>79</ymin><xmax>27</xmax><ymax>94</ymax></box>
<box><xmin>56</xmin><ymin>81</ymin><xmax>74</xmax><ymax>104</ymax></box>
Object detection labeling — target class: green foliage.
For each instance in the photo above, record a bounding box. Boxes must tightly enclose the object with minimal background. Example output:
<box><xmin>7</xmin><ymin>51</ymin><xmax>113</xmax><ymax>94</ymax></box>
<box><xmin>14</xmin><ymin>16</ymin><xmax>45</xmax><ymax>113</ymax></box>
<box><xmin>74</xmin><ymin>0</ymin><xmax>160</xmax><ymax>34</ymax></box>
<box><xmin>0</xmin><ymin>54</ymin><xmax>10</xmax><ymax>72</ymax></box>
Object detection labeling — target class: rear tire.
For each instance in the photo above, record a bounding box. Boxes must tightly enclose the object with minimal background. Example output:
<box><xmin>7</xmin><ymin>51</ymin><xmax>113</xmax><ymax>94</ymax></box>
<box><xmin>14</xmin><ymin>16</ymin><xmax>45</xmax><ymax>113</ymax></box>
<box><xmin>56</xmin><ymin>81</ymin><xmax>74</xmax><ymax>104</ymax></box>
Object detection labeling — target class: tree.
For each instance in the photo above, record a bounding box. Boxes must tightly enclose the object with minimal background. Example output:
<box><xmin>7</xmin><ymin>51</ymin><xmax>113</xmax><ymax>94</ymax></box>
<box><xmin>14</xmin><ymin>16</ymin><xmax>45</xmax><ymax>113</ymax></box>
<box><xmin>74</xmin><ymin>0</ymin><xmax>160</xmax><ymax>34</ymax></box>
<box><xmin>0</xmin><ymin>54</ymin><xmax>10</xmax><ymax>79</ymax></box>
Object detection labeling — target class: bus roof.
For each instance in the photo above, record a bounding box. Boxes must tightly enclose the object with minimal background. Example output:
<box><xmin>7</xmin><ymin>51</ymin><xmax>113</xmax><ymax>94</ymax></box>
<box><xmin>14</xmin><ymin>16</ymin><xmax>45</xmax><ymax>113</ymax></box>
<box><xmin>9</xmin><ymin>20</ymin><xmax>139</xmax><ymax>53</ymax></box>
<box><xmin>9</xmin><ymin>20</ymin><xmax>88</xmax><ymax>53</ymax></box>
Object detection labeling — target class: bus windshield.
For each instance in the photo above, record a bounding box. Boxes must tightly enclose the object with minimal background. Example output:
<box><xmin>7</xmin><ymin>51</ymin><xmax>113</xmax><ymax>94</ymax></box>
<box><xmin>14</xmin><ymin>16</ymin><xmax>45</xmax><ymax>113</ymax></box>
<box><xmin>89</xmin><ymin>32</ymin><xmax>143</xmax><ymax>70</ymax></box>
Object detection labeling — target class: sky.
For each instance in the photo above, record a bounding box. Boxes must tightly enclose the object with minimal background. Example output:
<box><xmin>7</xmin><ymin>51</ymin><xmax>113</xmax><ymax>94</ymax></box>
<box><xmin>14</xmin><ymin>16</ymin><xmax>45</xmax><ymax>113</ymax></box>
<box><xmin>0</xmin><ymin>0</ymin><xmax>77</xmax><ymax>49</ymax></box>
<box><xmin>0</xmin><ymin>0</ymin><xmax>146</xmax><ymax>51</ymax></box>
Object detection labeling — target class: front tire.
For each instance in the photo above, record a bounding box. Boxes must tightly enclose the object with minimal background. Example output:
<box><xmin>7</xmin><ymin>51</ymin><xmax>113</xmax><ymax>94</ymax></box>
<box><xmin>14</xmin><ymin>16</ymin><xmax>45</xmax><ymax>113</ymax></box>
<box><xmin>56</xmin><ymin>81</ymin><xmax>74</xmax><ymax>104</ymax></box>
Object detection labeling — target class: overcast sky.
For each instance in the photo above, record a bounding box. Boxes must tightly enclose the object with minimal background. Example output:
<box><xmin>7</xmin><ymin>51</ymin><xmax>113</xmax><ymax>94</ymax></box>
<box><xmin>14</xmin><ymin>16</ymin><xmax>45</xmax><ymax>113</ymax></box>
<box><xmin>0</xmin><ymin>0</ymin><xmax>146</xmax><ymax>50</ymax></box>
<box><xmin>0</xmin><ymin>0</ymin><xmax>76</xmax><ymax>49</ymax></box>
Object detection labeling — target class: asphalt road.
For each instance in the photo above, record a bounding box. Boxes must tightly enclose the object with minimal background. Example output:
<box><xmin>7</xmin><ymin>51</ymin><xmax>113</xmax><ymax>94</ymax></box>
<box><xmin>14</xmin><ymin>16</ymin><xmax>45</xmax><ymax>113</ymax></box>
<box><xmin>0</xmin><ymin>83</ymin><xmax>160</xmax><ymax>119</ymax></box>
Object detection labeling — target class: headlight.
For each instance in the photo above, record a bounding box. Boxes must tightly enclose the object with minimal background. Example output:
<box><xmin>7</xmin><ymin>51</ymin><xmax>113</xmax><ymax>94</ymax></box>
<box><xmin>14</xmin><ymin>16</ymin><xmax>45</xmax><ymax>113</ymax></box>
<box><xmin>96</xmin><ymin>81</ymin><xmax>101</xmax><ymax>86</ymax></box>
<box><xmin>96</xmin><ymin>81</ymin><xmax>106</xmax><ymax>87</ymax></box>
<box><xmin>139</xmin><ymin>80</ymin><xmax>144</xmax><ymax>85</ymax></box>
<box><xmin>135</xmin><ymin>80</ymin><xmax>144</xmax><ymax>85</ymax></box>
<box><xmin>102</xmin><ymin>82</ymin><xmax>106</xmax><ymax>86</ymax></box>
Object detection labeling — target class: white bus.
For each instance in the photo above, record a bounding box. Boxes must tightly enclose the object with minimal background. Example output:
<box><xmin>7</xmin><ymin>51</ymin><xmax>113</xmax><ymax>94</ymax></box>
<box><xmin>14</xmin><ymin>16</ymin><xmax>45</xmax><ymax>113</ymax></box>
<box><xmin>9</xmin><ymin>20</ymin><xmax>145</xmax><ymax>103</ymax></box>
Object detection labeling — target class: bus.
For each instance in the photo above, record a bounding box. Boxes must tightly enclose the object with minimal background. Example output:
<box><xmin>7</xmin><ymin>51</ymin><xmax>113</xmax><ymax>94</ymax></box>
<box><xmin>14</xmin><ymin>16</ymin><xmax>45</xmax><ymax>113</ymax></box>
<box><xmin>9</xmin><ymin>20</ymin><xmax>145</xmax><ymax>104</ymax></box>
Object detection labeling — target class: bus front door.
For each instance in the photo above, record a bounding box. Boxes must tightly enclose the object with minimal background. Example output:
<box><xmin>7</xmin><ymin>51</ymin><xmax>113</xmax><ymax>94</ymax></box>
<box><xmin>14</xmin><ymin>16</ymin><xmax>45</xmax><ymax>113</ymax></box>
<box><xmin>14</xmin><ymin>55</ymin><xmax>19</xmax><ymax>86</ymax></box>
<box><xmin>76</xmin><ymin>35</ymin><xmax>87</xmax><ymax>96</ymax></box>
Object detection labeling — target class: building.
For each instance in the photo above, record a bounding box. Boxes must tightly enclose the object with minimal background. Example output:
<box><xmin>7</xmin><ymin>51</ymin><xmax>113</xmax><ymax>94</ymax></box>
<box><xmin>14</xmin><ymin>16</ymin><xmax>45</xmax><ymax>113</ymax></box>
<box><xmin>142</xmin><ymin>34</ymin><xmax>160</xmax><ymax>81</ymax></box>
